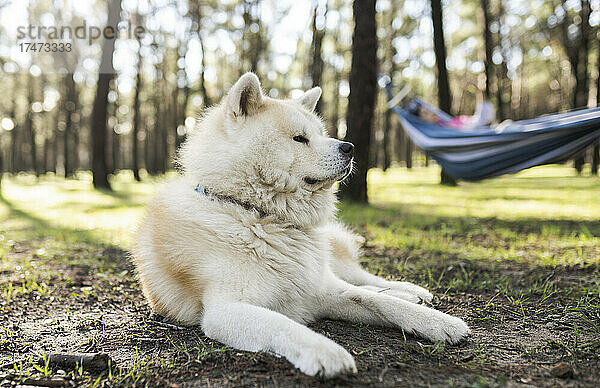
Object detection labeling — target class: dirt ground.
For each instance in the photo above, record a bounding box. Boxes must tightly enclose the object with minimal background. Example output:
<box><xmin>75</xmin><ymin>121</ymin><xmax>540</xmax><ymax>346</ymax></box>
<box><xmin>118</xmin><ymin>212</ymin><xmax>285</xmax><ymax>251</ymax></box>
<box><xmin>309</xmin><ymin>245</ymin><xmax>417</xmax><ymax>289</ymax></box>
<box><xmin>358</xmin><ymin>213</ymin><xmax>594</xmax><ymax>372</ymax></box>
<box><xmin>1</xmin><ymin>238</ymin><xmax>599</xmax><ymax>388</ymax></box>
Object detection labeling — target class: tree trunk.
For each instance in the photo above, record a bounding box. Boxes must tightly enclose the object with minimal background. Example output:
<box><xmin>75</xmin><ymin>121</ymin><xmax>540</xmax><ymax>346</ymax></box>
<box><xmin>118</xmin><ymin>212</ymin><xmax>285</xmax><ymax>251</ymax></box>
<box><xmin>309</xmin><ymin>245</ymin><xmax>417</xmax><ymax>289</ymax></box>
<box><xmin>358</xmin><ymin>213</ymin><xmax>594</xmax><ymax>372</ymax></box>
<box><xmin>242</xmin><ymin>0</ymin><xmax>263</xmax><ymax>75</ymax></box>
<box><xmin>112</xmin><ymin>100</ymin><xmax>120</xmax><ymax>174</ymax></box>
<box><xmin>132</xmin><ymin>44</ymin><xmax>142</xmax><ymax>181</ymax></box>
<box><xmin>189</xmin><ymin>1</ymin><xmax>211</xmax><ymax>107</ymax></box>
<box><xmin>63</xmin><ymin>92</ymin><xmax>71</xmax><ymax>177</ymax></box>
<box><xmin>405</xmin><ymin>135</ymin><xmax>413</xmax><ymax>169</ymax></box>
<box><xmin>480</xmin><ymin>0</ymin><xmax>493</xmax><ymax>99</ymax></box>
<box><xmin>431</xmin><ymin>0</ymin><xmax>451</xmax><ymax>114</ymax></box>
<box><xmin>161</xmin><ymin>68</ymin><xmax>170</xmax><ymax>173</ymax></box>
<box><xmin>198</xmin><ymin>35</ymin><xmax>211</xmax><ymax>107</ymax></box>
<box><xmin>383</xmin><ymin>110</ymin><xmax>392</xmax><ymax>171</ymax></box>
<box><xmin>52</xmin><ymin>109</ymin><xmax>60</xmax><ymax>174</ymax></box>
<box><xmin>25</xmin><ymin>76</ymin><xmax>38</xmax><ymax>176</ymax></box>
<box><xmin>9</xmin><ymin>105</ymin><xmax>17</xmax><ymax>173</ymax></box>
<box><xmin>145</xmin><ymin>110</ymin><xmax>156</xmax><ymax>175</ymax></box>
<box><xmin>574</xmin><ymin>0</ymin><xmax>591</xmax><ymax>109</ymax></box>
<box><xmin>43</xmin><ymin>136</ymin><xmax>49</xmax><ymax>174</ymax></box>
<box><xmin>329</xmin><ymin>24</ymin><xmax>341</xmax><ymax>138</ymax></box>
<box><xmin>173</xmin><ymin>73</ymin><xmax>182</xmax><ymax>153</ymax></box>
<box><xmin>91</xmin><ymin>0</ymin><xmax>120</xmax><ymax>190</ymax></box>
<box><xmin>46</xmin><ymin>111</ymin><xmax>56</xmax><ymax>174</ymax></box>
<box><xmin>149</xmin><ymin>91</ymin><xmax>160</xmax><ymax>175</ymax></box>
<box><xmin>310</xmin><ymin>0</ymin><xmax>326</xmax><ymax>114</ymax></box>
<box><xmin>383</xmin><ymin>0</ymin><xmax>398</xmax><ymax>171</ymax></box>
<box><xmin>495</xmin><ymin>1</ymin><xmax>511</xmax><ymax>121</ymax></box>
<box><xmin>573</xmin><ymin>0</ymin><xmax>591</xmax><ymax>173</ymax></box>
<box><xmin>0</xmin><ymin>147</ymin><xmax>3</xmax><ymax>189</ymax></box>
<box><xmin>338</xmin><ymin>0</ymin><xmax>377</xmax><ymax>203</ymax></box>
<box><xmin>330</xmin><ymin>69</ymin><xmax>340</xmax><ymax>138</ymax></box>
<box><xmin>153</xmin><ymin>64</ymin><xmax>166</xmax><ymax>174</ymax></box>
<box><xmin>430</xmin><ymin>0</ymin><xmax>456</xmax><ymax>185</ymax></box>
<box><xmin>592</xmin><ymin>145</ymin><xmax>599</xmax><ymax>175</ymax></box>
<box><xmin>154</xmin><ymin>94</ymin><xmax>163</xmax><ymax>174</ymax></box>
<box><xmin>593</xmin><ymin>32</ymin><xmax>600</xmax><ymax>175</ymax></box>
<box><xmin>63</xmin><ymin>74</ymin><xmax>77</xmax><ymax>177</ymax></box>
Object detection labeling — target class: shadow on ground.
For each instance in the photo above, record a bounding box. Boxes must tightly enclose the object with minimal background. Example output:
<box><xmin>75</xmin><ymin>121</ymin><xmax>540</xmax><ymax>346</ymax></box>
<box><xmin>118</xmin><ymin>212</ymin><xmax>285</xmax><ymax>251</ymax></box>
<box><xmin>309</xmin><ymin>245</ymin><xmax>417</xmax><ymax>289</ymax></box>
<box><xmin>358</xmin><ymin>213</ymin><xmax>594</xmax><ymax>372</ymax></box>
<box><xmin>0</xmin><ymin>188</ymin><xmax>599</xmax><ymax>387</ymax></box>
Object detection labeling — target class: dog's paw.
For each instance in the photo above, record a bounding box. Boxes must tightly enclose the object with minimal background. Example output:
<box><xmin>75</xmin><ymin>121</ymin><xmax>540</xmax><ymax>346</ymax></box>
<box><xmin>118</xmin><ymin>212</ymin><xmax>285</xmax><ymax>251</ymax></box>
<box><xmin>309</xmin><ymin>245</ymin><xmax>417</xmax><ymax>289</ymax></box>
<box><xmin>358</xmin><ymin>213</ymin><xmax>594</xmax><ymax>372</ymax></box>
<box><xmin>294</xmin><ymin>341</ymin><xmax>357</xmax><ymax>378</ymax></box>
<box><xmin>413</xmin><ymin>310</ymin><xmax>470</xmax><ymax>345</ymax></box>
<box><xmin>387</xmin><ymin>281</ymin><xmax>433</xmax><ymax>303</ymax></box>
<box><xmin>442</xmin><ymin>315</ymin><xmax>471</xmax><ymax>344</ymax></box>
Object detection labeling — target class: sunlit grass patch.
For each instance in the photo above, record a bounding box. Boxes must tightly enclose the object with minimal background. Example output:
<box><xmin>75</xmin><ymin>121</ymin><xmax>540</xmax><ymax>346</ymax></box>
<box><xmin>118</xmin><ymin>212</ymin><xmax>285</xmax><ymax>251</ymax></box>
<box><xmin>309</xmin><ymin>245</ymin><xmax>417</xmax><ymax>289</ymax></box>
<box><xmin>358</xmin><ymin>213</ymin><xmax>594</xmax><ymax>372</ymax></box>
<box><xmin>367</xmin><ymin>164</ymin><xmax>599</xmax><ymax>221</ymax></box>
<box><xmin>340</xmin><ymin>164</ymin><xmax>600</xmax><ymax>267</ymax></box>
<box><xmin>0</xmin><ymin>171</ymin><xmax>158</xmax><ymax>247</ymax></box>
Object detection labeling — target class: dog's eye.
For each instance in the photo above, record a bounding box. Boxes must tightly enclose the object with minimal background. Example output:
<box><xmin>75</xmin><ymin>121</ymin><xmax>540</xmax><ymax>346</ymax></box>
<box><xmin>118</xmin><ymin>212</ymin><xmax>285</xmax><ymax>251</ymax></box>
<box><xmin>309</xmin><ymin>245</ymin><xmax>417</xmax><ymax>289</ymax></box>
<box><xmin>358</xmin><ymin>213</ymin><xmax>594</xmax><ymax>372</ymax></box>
<box><xmin>293</xmin><ymin>135</ymin><xmax>309</xmax><ymax>144</ymax></box>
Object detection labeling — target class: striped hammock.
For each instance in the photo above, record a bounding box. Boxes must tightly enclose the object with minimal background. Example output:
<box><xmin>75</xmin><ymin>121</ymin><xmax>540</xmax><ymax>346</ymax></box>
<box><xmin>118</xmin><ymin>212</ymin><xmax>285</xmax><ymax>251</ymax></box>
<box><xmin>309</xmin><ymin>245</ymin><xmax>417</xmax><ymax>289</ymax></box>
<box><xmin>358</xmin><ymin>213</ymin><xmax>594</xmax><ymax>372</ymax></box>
<box><xmin>386</xmin><ymin>85</ymin><xmax>600</xmax><ymax>181</ymax></box>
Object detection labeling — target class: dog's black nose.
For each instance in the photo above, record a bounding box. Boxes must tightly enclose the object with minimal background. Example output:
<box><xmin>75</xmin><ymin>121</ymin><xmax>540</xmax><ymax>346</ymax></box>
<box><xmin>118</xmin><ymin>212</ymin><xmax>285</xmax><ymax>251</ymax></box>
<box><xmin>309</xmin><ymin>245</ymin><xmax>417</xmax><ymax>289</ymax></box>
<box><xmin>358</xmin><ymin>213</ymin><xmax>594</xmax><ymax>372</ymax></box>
<box><xmin>339</xmin><ymin>142</ymin><xmax>354</xmax><ymax>156</ymax></box>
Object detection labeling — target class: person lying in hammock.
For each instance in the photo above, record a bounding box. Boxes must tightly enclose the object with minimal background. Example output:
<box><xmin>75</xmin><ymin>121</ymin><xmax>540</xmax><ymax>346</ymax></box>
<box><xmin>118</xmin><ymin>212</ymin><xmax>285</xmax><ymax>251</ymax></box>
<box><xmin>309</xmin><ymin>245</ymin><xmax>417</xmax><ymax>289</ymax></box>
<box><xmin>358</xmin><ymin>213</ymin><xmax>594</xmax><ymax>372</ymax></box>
<box><xmin>408</xmin><ymin>94</ymin><xmax>495</xmax><ymax>130</ymax></box>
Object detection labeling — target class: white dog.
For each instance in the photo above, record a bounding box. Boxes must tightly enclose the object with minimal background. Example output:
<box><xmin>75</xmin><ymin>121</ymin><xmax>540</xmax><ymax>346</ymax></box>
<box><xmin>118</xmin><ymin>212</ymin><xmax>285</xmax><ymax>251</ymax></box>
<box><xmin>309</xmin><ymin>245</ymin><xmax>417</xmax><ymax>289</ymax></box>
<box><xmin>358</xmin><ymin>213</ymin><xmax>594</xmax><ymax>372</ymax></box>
<box><xmin>132</xmin><ymin>73</ymin><xmax>470</xmax><ymax>378</ymax></box>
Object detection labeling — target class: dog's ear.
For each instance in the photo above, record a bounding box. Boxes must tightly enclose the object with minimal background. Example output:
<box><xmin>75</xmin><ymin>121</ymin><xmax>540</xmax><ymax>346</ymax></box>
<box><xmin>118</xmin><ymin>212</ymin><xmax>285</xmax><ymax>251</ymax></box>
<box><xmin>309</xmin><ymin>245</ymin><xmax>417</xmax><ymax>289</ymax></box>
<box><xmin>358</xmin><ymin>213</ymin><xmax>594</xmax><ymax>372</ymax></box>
<box><xmin>227</xmin><ymin>72</ymin><xmax>264</xmax><ymax>118</ymax></box>
<box><xmin>296</xmin><ymin>87</ymin><xmax>322</xmax><ymax>112</ymax></box>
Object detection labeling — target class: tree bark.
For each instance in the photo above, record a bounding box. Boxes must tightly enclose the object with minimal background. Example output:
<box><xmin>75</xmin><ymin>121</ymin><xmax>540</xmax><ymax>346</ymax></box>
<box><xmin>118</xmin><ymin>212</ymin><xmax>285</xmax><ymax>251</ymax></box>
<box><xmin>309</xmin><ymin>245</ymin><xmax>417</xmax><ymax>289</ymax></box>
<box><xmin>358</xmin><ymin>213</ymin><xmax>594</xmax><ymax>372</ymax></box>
<box><xmin>132</xmin><ymin>40</ymin><xmax>142</xmax><ymax>181</ymax></box>
<box><xmin>198</xmin><ymin>34</ymin><xmax>211</xmax><ymax>107</ymax></box>
<box><xmin>430</xmin><ymin>0</ymin><xmax>456</xmax><ymax>185</ymax></box>
<box><xmin>63</xmin><ymin>108</ymin><xmax>71</xmax><ymax>177</ymax></box>
<box><xmin>173</xmin><ymin>69</ymin><xmax>182</xmax><ymax>153</ymax></box>
<box><xmin>573</xmin><ymin>0</ymin><xmax>591</xmax><ymax>173</ymax></box>
<box><xmin>593</xmin><ymin>31</ymin><xmax>600</xmax><ymax>175</ymax></box>
<box><xmin>597</xmin><ymin>29</ymin><xmax>600</xmax><ymax>106</ymax></box>
<box><xmin>495</xmin><ymin>1</ymin><xmax>511</xmax><ymax>121</ymax></box>
<box><xmin>91</xmin><ymin>0</ymin><xmax>120</xmax><ymax>190</ymax></box>
<box><xmin>9</xmin><ymin>105</ymin><xmax>17</xmax><ymax>173</ymax></box>
<box><xmin>431</xmin><ymin>0</ymin><xmax>451</xmax><ymax>114</ymax></box>
<box><xmin>111</xmin><ymin>100</ymin><xmax>120</xmax><ymax>174</ymax></box>
<box><xmin>329</xmin><ymin>21</ymin><xmax>341</xmax><ymax>138</ymax></box>
<box><xmin>338</xmin><ymin>0</ymin><xmax>377</xmax><ymax>203</ymax></box>
<box><xmin>63</xmin><ymin>74</ymin><xmax>77</xmax><ymax>177</ymax></box>
<box><xmin>188</xmin><ymin>1</ymin><xmax>211</xmax><ymax>107</ymax></box>
<box><xmin>51</xmin><ymin>109</ymin><xmax>59</xmax><ymax>174</ymax></box>
<box><xmin>574</xmin><ymin>0</ymin><xmax>591</xmax><ymax>109</ymax></box>
<box><xmin>310</xmin><ymin>0</ymin><xmax>326</xmax><ymax>114</ymax></box>
<box><xmin>480</xmin><ymin>0</ymin><xmax>493</xmax><ymax>99</ymax></box>
<box><xmin>43</xmin><ymin>136</ymin><xmax>49</xmax><ymax>174</ymax></box>
<box><xmin>160</xmin><ymin>64</ymin><xmax>169</xmax><ymax>173</ymax></box>
<box><xmin>383</xmin><ymin>0</ymin><xmax>398</xmax><ymax>171</ymax></box>
<box><xmin>330</xmin><ymin>69</ymin><xmax>340</xmax><ymax>138</ymax></box>
<box><xmin>25</xmin><ymin>76</ymin><xmax>38</xmax><ymax>176</ymax></box>
<box><xmin>242</xmin><ymin>0</ymin><xmax>263</xmax><ymax>76</ymax></box>
<box><xmin>405</xmin><ymin>136</ymin><xmax>413</xmax><ymax>169</ymax></box>
<box><xmin>0</xmin><ymin>149</ymin><xmax>2</xmax><ymax>188</ymax></box>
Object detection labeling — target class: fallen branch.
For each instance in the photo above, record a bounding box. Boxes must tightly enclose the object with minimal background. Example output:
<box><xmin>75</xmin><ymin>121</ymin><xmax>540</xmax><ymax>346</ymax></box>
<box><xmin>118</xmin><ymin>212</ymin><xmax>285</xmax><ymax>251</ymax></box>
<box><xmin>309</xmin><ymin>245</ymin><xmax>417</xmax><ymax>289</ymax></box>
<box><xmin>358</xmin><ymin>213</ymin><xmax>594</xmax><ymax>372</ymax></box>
<box><xmin>21</xmin><ymin>376</ymin><xmax>69</xmax><ymax>387</ymax></box>
<box><xmin>42</xmin><ymin>352</ymin><xmax>112</xmax><ymax>373</ymax></box>
<box><xmin>0</xmin><ymin>352</ymin><xmax>112</xmax><ymax>374</ymax></box>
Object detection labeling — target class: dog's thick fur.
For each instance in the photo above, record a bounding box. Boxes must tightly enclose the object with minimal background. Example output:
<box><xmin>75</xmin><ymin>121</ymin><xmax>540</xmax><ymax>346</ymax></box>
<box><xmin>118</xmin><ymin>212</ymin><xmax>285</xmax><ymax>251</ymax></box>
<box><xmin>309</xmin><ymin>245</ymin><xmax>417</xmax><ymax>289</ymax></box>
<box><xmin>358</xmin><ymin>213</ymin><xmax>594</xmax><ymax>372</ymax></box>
<box><xmin>133</xmin><ymin>73</ymin><xmax>470</xmax><ymax>377</ymax></box>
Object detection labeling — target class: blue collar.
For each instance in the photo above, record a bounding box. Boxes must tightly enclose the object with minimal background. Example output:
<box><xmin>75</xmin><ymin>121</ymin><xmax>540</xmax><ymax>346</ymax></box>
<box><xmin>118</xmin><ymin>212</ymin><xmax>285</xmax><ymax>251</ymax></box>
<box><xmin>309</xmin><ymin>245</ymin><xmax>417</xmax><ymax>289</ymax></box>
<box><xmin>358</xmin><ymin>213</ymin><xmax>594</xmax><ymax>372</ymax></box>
<box><xmin>194</xmin><ymin>184</ymin><xmax>268</xmax><ymax>218</ymax></box>
<box><xmin>194</xmin><ymin>184</ymin><xmax>206</xmax><ymax>195</ymax></box>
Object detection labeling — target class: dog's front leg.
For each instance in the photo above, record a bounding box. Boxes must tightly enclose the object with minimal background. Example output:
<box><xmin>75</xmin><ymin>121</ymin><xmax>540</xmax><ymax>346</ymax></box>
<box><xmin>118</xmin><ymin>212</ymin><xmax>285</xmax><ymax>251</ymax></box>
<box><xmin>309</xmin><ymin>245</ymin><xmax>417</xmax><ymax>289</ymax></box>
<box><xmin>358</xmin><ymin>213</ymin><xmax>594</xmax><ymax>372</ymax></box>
<box><xmin>201</xmin><ymin>302</ymin><xmax>357</xmax><ymax>377</ymax></box>
<box><xmin>320</xmin><ymin>281</ymin><xmax>470</xmax><ymax>344</ymax></box>
<box><xmin>329</xmin><ymin>258</ymin><xmax>433</xmax><ymax>303</ymax></box>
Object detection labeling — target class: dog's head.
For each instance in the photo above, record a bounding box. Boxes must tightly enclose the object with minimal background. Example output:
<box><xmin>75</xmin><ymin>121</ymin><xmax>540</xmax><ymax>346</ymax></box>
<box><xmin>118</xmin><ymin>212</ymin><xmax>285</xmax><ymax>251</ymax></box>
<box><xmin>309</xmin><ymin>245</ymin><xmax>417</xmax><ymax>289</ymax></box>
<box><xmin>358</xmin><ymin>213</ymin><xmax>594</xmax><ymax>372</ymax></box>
<box><xmin>179</xmin><ymin>73</ymin><xmax>353</xmax><ymax>227</ymax></box>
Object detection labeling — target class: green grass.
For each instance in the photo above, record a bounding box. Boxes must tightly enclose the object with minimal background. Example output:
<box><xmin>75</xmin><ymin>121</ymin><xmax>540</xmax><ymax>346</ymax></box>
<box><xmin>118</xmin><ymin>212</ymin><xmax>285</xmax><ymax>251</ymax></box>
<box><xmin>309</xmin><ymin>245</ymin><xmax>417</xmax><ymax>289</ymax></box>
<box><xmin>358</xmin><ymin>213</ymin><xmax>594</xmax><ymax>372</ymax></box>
<box><xmin>0</xmin><ymin>164</ymin><xmax>598</xmax><ymax>386</ymax></box>
<box><xmin>339</xmin><ymin>165</ymin><xmax>600</xmax><ymax>267</ymax></box>
<box><xmin>0</xmin><ymin>170</ymin><xmax>157</xmax><ymax>247</ymax></box>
